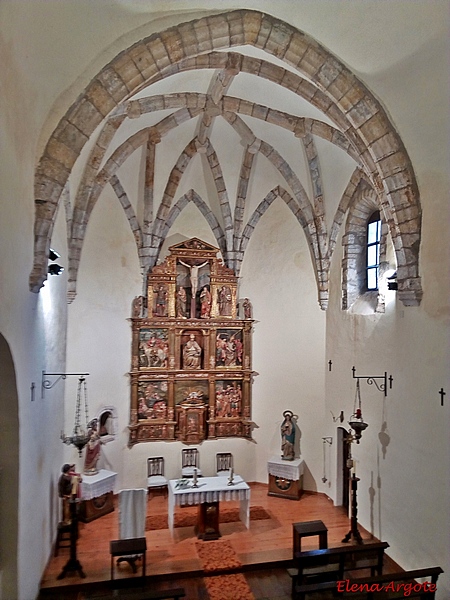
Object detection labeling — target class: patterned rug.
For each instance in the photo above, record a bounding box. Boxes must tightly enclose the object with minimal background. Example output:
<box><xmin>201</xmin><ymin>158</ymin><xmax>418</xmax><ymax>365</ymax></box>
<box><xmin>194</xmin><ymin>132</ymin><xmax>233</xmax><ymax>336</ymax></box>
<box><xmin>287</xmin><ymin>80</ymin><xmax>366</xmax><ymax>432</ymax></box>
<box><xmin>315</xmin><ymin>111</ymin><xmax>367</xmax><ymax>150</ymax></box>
<box><xmin>196</xmin><ymin>540</ymin><xmax>255</xmax><ymax>600</ymax></box>
<box><xmin>146</xmin><ymin>505</ymin><xmax>270</xmax><ymax>531</ymax></box>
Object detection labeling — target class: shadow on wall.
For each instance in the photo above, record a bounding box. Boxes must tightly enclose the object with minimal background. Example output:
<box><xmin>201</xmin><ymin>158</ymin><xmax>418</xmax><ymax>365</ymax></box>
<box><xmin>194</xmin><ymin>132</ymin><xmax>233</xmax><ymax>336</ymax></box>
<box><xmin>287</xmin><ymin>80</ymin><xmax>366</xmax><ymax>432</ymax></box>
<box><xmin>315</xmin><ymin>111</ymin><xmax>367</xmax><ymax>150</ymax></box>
<box><xmin>294</xmin><ymin>421</ymin><xmax>302</xmax><ymax>459</ymax></box>
<box><xmin>368</xmin><ymin>447</ymin><xmax>383</xmax><ymax>541</ymax></box>
<box><xmin>302</xmin><ymin>461</ymin><xmax>318</xmax><ymax>493</ymax></box>
<box><xmin>0</xmin><ymin>333</ymin><xmax>19</xmax><ymax>600</ymax></box>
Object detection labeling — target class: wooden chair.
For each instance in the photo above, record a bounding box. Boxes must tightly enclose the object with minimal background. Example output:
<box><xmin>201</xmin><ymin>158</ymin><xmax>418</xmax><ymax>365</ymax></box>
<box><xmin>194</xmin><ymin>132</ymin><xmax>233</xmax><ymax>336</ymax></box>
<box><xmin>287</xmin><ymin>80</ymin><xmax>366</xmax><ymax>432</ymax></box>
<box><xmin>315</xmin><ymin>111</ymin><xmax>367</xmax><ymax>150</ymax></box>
<box><xmin>115</xmin><ymin>488</ymin><xmax>147</xmax><ymax>575</ymax></box>
<box><xmin>54</xmin><ymin>521</ymin><xmax>71</xmax><ymax>556</ymax></box>
<box><xmin>216</xmin><ymin>452</ymin><xmax>233</xmax><ymax>475</ymax></box>
<box><xmin>147</xmin><ymin>457</ymin><xmax>168</xmax><ymax>498</ymax></box>
<box><xmin>181</xmin><ymin>448</ymin><xmax>202</xmax><ymax>478</ymax></box>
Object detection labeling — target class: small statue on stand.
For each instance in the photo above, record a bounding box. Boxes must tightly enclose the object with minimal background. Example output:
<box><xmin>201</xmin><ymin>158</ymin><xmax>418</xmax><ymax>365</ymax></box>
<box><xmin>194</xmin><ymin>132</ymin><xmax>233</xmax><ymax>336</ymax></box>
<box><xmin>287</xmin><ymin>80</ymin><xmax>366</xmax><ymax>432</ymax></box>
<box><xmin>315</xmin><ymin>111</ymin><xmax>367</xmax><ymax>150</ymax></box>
<box><xmin>281</xmin><ymin>410</ymin><xmax>296</xmax><ymax>461</ymax></box>
<box><xmin>57</xmin><ymin>464</ymin><xmax>85</xmax><ymax>580</ymax></box>
<box><xmin>243</xmin><ymin>298</ymin><xmax>253</xmax><ymax>319</ymax></box>
<box><xmin>58</xmin><ymin>463</ymin><xmax>82</xmax><ymax>524</ymax></box>
<box><xmin>84</xmin><ymin>420</ymin><xmax>102</xmax><ymax>475</ymax></box>
<box><xmin>131</xmin><ymin>295</ymin><xmax>144</xmax><ymax>318</ymax></box>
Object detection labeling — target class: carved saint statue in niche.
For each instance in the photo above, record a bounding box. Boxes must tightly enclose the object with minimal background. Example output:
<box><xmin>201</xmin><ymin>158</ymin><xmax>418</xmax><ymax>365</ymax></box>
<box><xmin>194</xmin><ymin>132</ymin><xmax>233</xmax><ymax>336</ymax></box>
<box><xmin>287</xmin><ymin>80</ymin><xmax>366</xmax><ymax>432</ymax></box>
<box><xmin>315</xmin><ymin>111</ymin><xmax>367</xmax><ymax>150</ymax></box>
<box><xmin>243</xmin><ymin>298</ymin><xmax>252</xmax><ymax>319</ymax></box>
<box><xmin>183</xmin><ymin>333</ymin><xmax>202</xmax><ymax>369</ymax></box>
<box><xmin>218</xmin><ymin>285</ymin><xmax>232</xmax><ymax>316</ymax></box>
<box><xmin>154</xmin><ymin>284</ymin><xmax>168</xmax><ymax>317</ymax></box>
<box><xmin>200</xmin><ymin>286</ymin><xmax>212</xmax><ymax>318</ymax></box>
<box><xmin>176</xmin><ymin>287</ymin><xmax>188</xmax><ymax>318</ymax></box>
<box><xmin>132</xmin><ymin>295</ymin><xmax>144</xmax><ymax>318</ymax></box>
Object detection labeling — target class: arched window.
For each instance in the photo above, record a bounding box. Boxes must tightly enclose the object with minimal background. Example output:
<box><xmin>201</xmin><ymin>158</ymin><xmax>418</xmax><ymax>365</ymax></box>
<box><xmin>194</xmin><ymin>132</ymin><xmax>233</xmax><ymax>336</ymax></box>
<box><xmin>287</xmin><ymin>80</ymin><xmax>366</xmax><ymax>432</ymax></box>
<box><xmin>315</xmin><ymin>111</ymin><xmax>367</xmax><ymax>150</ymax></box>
<box><xmin>99</xmin><ymin>410</ymin><xmax>112</xmax><ymax>436</ymax></box>
<box><xmin>95</xmin><ymin>406</ymin><xmax>117</xmax><ymax>443</ymax></box>
<box><xmin>341</xmin><ymin>185</ymin><xmax>394</xmax><ymax>313</ymax></box>
<box><xmin>366</xmin><ymin>211</ymin><xmax>381</xmax><ymax>291</ymax></box>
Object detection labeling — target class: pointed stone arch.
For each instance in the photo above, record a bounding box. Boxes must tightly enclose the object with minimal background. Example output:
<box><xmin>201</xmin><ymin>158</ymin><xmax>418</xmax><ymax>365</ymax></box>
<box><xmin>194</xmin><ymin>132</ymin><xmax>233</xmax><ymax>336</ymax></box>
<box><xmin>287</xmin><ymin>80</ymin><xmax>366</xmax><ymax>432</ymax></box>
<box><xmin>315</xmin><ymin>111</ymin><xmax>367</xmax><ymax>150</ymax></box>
<box><xmin>31</xmin><ymin>9</ymin><xmax>422</xmax><ymax>307</ymax></box>
<box><xmin>341</xmin><ymin>182</ymin><xmax>391</xmax><ymax>311</ymax></box>
<box><xmin>0</xmin><ymin>333</ymin><xmax>19</xmax><ymax>600</ymax></box>
<box><xmin>157</xmin><ymin>189</ymin><xmax>227</xmax><ymax>264</ymax></box>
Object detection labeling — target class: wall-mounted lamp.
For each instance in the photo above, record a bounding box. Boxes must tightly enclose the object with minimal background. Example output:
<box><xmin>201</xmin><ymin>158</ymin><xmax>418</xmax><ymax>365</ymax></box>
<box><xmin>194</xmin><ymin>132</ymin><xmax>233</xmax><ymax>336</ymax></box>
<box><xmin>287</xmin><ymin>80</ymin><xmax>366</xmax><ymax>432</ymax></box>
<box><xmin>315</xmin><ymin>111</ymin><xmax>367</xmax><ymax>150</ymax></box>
<box><xmin>49</xmin><ymin>248</ymin><xmax>60</xmax><ymax>261</ymax></box>
<box><xmin>48</xmin><ymin>248</ymin><xmax>64</xmax><ymax>275</ymax></box>
<box><xmin>387</xmin><ymin>271</ymin><xmax>398</xmax><ymax>291</ymax></box>
<box><xmin>48</xmin><ymin>263</ymin><xmax>64</xmax><ymax>275</ymax></box>
<box><xmin>60</xmin><ymin>376</ymin><xmax>93</xmax><ymax>457</ymax></box>
<box><xmin>348</xmin><ymin>379</ymin><xmax>368</xmax><ymax>444</ymax></box>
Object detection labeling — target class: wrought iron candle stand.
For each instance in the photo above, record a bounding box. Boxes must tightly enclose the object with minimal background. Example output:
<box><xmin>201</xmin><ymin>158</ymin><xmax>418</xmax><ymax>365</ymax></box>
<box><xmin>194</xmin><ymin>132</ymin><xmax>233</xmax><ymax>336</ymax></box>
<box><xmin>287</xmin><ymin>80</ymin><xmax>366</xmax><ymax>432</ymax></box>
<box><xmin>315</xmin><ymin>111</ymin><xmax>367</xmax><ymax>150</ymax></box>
<box><xmin>341</xmin><ymin>367</ymin><xmax>393</xmax><ymax>544</ymax></box>
<box><xmin>342</xmin><ymin>472</ymin><xmax>363</xmax><ymax>544</ymax></box>
<box><xmin>57</xmin><ymin>498</ymin><xmax>86</xmax><ymax>580</ymax></box>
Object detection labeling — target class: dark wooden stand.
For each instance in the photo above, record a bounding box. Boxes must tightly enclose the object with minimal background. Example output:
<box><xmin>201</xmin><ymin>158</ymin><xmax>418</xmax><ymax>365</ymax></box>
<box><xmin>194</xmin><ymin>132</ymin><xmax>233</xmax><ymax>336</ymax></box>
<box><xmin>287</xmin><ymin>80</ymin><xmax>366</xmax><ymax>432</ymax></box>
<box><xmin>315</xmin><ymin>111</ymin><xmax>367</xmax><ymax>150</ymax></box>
<box><xmin>195</xmin><ymin>502</ymin><xmax>221</xmax><ymax>540</ymax></box>
<box><xmin>268</xmin><ymin>474</ymin><xmax>302</xmax><ymax>500</ymax></box>
<box><xmin>78</xmin><ymin>491</ymin><xmax>114</xmax><ymax>523</ymax></box>
<box><xmin>57</xmin><ymin>499</ymin><xmax>86</xmax><ymax>580</ymax></box>
<box><xmin>342</xmin><ymin>474</ymin><xmax>363</xmax><ymax>544</ymax></box>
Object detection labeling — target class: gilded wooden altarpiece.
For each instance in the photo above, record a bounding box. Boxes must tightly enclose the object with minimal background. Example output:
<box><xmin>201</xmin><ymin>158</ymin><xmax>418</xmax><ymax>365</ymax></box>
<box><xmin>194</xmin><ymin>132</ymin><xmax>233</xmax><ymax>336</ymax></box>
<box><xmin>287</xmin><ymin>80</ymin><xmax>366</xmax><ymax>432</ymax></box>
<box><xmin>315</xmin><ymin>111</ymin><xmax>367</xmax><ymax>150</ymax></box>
<box><xmin>128</xmin><ymin>238</ymin><xmax>255</xmax><ymax>446</ymax></box>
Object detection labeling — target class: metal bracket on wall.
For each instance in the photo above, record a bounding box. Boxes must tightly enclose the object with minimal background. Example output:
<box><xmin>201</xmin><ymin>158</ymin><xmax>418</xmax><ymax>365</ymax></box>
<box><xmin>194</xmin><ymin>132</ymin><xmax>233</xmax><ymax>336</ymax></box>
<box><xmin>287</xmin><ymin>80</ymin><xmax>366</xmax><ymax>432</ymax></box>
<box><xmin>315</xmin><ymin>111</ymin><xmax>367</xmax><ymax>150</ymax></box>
<box><xmin>41</xmin><ymin>371</ymin><xmax>89</xmax><ymax>398</ymax></box>
<box><xmin>352</xmin><ymin>366</ymin><xmax>393</xmax><ymax>397</ymax></box>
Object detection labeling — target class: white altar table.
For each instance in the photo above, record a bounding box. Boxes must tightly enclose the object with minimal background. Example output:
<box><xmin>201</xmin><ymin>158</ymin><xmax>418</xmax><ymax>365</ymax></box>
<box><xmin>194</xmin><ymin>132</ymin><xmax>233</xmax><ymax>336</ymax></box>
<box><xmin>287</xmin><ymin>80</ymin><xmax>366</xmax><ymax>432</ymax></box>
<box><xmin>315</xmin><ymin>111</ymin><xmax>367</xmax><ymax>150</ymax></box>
<box><xmin>81</xmin><ymin>468</ymin><xmax>117</xmax><ymax>500</ymax></box>
<box><xmin>79</xmin><ymin>469</ymin><xmax>117</xmax><ymax>522</ymax></box>
<box><xmin>168</xmin><ymin>475</ymin><xmax>250</xmax><ymax>535</ymax></box>
<box><xmin>267</xmin><ymin>456</ymin><xmax>305</xmax><ymax>500</ymax></box>
<box><xmin>267</xmin><ymin>456</ymin><xmax>304</xmax><ymax>481</ymax></box>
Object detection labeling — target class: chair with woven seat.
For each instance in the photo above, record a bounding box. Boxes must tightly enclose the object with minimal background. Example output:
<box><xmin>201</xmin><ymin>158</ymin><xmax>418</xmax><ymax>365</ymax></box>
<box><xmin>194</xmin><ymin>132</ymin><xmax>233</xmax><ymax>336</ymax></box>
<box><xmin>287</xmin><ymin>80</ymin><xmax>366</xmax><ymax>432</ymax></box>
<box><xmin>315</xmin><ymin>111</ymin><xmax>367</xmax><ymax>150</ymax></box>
<box><xmin>216</xmin><ymin>452</ymin><xmax>233</xmax><ymax>476</ymax></box>
<box><xmin>147</xmin><ymin>456</ymin><xmax>168</xmax><ymax>498</ymax></box>
<box><xmin>181</xmin><ymin>448</ymin><xmax>202</xmax><ymax>478</ymax></box>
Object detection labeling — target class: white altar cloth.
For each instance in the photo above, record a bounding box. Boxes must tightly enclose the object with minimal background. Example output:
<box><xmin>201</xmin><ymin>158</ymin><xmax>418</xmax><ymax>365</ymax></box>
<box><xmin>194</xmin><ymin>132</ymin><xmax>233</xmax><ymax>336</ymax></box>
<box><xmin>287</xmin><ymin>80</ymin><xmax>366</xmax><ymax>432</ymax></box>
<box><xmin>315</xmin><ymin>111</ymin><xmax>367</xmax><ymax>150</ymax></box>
<box><xmin>267</xmin><ymin>456</ymin><xmax>304</xmax><ymax>481</ymax></box>
<box><xmin>168</xmin><ymin>475</ymin><xmax>250</xmax><ymax>534</ymax></box>
<box><xmin>81</xmin><ymin>469</ymin><xmax>117</xmax><ymax>500</ymax></box>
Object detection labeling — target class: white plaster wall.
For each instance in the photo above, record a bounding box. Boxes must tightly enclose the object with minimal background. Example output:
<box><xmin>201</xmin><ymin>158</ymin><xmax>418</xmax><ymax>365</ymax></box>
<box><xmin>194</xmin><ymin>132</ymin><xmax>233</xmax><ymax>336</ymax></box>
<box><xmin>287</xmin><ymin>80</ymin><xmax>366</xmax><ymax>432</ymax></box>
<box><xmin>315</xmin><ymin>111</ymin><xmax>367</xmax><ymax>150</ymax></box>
<box><xmin>238</xmin><ymin>198</ymin><xmax>326</xmax><ymax>486</ymax></box>
<box><xmin>326</xmin><ymin>276</ymin><xmax>450</xmax><ymax>599</ymax></box>
<box><xmin>64</xmin><ymin>186</ymin><xmax>143</xmax><ymax>484</ymax></box>
<box><xmin>0</xmin><ymin>11</ymin><xmax>70</xmax><ymax>597</ymax></box>
<box><xmin>0</xmin><ymin>1</ymin><xmax>448</xmax><ymax>598</ymax></box>
<box><xmin>324</xmin><ymin>23</ymin><xmax>450</xmax><ymax>592</ymax></box>
<box><xmin>0</xmin><ymin>134</ymin><xmax>69</xmax><ymax>600</ymax></box>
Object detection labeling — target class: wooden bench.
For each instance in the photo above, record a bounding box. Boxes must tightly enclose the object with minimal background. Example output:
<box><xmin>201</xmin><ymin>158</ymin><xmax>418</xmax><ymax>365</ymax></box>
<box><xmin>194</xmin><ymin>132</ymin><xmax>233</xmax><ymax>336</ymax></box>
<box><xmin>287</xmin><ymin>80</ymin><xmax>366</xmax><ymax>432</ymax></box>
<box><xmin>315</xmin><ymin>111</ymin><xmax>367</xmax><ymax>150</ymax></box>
<box><xmin>293</xmin><ymin>566</ymin><xmax>443</xmax><ymax>599</ymax></box>
<box><xmin>110</xmin><ymin>537</ymin><xmax>147</xmax><ymax>580</ymax></box>
<box><xmin>290</xmin><ymin>541</ymin><xmax>389</xmax><ymax>599</ymax></box>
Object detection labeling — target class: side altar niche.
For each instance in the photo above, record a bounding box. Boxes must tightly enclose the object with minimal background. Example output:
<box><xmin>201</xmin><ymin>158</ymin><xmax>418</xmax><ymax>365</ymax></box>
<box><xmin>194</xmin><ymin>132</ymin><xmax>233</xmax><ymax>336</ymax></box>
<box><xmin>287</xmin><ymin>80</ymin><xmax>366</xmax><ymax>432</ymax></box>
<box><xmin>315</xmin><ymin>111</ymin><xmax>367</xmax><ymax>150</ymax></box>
<box><xmin>128</xmin><ymin>238</ymin><xmax>255</xmax><ymax>446</ymax></box>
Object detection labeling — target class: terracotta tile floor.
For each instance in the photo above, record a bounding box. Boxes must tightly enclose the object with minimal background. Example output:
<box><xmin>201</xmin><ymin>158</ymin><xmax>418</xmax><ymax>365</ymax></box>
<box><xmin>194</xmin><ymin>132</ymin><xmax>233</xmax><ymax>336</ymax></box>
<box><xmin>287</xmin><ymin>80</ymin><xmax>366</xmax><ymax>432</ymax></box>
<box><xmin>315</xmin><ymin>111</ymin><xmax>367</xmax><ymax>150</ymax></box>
<box><xmin>41</xmin><ymin>483</ymin><xmax>377</xmax><ymax>592</ymax></box>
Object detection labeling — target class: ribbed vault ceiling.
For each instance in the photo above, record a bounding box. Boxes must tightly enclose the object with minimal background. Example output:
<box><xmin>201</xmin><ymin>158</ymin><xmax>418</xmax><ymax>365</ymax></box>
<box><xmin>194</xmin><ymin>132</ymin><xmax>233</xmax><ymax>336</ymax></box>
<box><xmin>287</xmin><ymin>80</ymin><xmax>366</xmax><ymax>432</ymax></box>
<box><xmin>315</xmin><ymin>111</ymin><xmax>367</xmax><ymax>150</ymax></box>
<box><xmin>31</xmin><ymin>10</ymin><xmax>422</xmax><ymax>308</ymax></box>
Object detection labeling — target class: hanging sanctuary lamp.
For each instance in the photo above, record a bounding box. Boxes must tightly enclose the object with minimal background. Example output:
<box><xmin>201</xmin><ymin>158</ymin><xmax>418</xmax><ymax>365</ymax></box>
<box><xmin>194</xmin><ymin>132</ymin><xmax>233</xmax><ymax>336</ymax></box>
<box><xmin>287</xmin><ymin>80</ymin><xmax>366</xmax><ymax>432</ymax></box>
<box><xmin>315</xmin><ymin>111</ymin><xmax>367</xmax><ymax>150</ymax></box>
<box><xmin>60</xmin><ymin>376</ymin><xmax>91</xmax><ymax>456</ymax></box>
